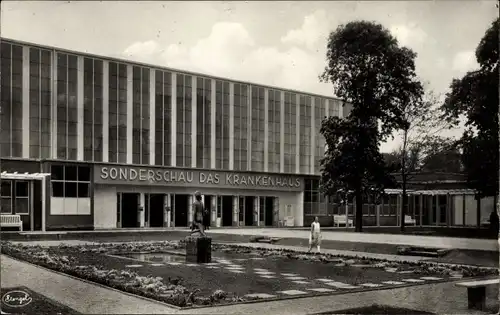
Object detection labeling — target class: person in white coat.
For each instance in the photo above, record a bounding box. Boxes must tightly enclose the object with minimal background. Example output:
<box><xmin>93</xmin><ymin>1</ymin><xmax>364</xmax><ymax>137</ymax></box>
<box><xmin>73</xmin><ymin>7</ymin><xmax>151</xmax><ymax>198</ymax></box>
<box><xmin>308</xmin><ymin>216</ymin><xmax>321</xmax><ymax>253</ymax></box>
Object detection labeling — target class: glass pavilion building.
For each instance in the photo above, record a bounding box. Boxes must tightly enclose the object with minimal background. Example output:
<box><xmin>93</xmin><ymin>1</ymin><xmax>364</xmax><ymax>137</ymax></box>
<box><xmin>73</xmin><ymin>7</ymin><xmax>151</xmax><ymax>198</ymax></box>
<box><xmin>0</xmin><ymin>37</ymin><xmax>349</xmax><ymax>231</ymax></box>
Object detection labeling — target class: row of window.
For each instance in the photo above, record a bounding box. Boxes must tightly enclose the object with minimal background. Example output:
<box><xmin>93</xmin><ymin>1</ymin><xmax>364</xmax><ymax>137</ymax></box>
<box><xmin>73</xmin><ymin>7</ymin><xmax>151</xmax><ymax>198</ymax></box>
<box><xmin>0</xmin><ymin>181</ymin><xmax>29</xmax><ymax>214</ymax></box>
<box><xmin>0</xmin><ymin>42</ymin><xmax>342</xmax><ymax>174</ymax></box>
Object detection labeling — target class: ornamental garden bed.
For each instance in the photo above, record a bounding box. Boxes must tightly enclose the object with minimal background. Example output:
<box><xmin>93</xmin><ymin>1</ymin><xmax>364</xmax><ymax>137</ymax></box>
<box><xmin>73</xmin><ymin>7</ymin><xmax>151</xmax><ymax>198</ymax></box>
<box><xmin>1</xmin><ymin>241</ymin><xmax>497</xmax><ymax>309</ymax></box>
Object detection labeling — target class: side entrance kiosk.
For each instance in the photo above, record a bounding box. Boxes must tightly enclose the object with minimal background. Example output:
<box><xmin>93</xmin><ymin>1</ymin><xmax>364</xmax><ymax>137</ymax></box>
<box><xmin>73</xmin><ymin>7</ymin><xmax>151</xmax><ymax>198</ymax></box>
<box><xmin>0</xmin><ymin>172</ymin><xmax>51</xmax><ymax>232</ymax></box>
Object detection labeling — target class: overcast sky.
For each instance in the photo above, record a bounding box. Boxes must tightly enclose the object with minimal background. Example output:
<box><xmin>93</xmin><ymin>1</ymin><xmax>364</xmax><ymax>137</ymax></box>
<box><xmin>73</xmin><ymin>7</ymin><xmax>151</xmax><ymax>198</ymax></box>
<box><xmin>1</xmin><ymin>1</ymin><xmax>497</xmax><ymax>152</ymax></box>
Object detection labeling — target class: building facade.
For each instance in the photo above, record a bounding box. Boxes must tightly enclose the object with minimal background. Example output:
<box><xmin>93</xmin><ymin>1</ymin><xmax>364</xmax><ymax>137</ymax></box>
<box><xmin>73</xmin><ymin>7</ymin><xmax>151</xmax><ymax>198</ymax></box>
<box><xmin>0</xmin><ymin>38</ymin><xmax>348</xmax><ymax>231</ymax></box>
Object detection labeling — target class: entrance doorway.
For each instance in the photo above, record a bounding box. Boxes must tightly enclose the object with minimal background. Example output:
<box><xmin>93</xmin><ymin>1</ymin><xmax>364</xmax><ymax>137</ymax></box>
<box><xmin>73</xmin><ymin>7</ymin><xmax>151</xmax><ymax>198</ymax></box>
<box><xmin>265</xmin><ymin>197</ymin><xmax>274</xmax><ymax>226</ymax></box>
<box><xmin>244</xmin><ymin>196</ymin><xmax>254</xmax><ymax>226</ymax></box>
<box><xmin>147</xmin><ymin>194</ymin><xmax>164</xmax><ymax>228</ymax></box>
<box><xmin>221</xmin><ymin>196</ymin><xmax>233</xmax><ymax>226</ymax></box>
<box><xmin>173</xmin><ymin>194</ymin><xmax>189</xmax><ymax>227</ymax></box>
<box><xmin>119</xmin><ymin>193</ymin><xmax>140</xmax><ymax>228</ymax></box>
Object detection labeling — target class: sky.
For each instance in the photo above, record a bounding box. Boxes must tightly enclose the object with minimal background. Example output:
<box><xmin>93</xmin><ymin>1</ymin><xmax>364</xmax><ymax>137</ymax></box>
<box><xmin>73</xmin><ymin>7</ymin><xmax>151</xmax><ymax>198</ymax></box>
<box><xmin>1</xmin><ymin>1</ymin><xmax>497</xmax><ymax>152</ymax></box>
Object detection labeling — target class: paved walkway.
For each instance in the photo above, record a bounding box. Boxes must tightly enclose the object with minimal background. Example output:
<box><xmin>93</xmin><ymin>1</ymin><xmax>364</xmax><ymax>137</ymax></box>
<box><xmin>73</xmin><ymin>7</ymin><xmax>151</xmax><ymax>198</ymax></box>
<box><xmin>1</xmin><ymin>254</ymin><xmax>497</xmax><ymax>315</ymax></box>
<box><xmin>13</xmin><ymin>228</ymin><xmax>499</xmax><ymax>252</ymax></box>
<box><xmin>208</xmin><ymin>228</ymin><xmax>499</xmax><ymax>252</ymax></box>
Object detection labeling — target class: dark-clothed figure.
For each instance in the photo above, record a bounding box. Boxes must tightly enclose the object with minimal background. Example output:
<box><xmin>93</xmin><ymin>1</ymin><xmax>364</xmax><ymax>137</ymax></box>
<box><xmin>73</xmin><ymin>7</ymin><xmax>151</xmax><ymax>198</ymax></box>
<box><xmin>191</xmin><ymin>191</ymin><xmax>206</xmax><ymax>236</ymax></box>
<box><xmin>489</xmin><ymin>210</ymin><xmax>499</xmax><ymax>239</ymax></box>
<box><xmin>204</xmin><ymin>207</ymin><xmax>211</xmax><ymax>230</ymax></box>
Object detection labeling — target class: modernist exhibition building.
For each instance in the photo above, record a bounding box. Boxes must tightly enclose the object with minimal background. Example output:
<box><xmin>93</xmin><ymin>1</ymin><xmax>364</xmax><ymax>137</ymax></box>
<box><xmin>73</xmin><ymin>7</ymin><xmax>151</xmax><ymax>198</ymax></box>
<box><xmin>0</xmin><ymin>37</ymin><xmax>493</xmax><ymax>232</ymax></box>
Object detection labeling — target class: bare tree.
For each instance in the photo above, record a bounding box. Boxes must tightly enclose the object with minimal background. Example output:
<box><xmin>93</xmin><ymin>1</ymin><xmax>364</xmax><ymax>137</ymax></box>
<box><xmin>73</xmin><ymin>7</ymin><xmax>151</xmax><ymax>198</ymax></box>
<box><xmin>395</xmin><ymin>91</ymin><xmax>455</xmax><ymax>231</ymax></box>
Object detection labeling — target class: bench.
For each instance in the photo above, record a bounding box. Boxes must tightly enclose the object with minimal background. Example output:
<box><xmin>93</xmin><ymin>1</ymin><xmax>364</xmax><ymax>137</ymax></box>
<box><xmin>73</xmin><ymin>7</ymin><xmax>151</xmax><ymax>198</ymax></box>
<box><xmin>333</xmin><ymin>215</ymin><xmax>353</xmax><ymax>227</ymax></box>
<box><xmin>404</xmin><ymin>215</ymin><xmax>416</xmax><ymax>225</ymax></box>
<box><xmin>456</xmin><ymin>278</ymin><xmax>499</xmax><ymax>310</ymax></box>
<box><xmin>1</xmin><ymin>214</ymin><xmax>23</xmax><ymax>231</ymax></box>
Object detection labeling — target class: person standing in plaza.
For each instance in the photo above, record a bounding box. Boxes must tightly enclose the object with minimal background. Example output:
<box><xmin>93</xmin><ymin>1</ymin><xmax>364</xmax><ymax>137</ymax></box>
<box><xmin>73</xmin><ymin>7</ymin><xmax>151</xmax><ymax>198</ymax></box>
<box><xmin>192</xmin><ymin>191</ymin><xmax>206</xmax><ymax>236</ymax></box>
<box><xmin>308</xmin><ymin>216</ymin><xmax>322</xmax><ymax>253</ymax></box>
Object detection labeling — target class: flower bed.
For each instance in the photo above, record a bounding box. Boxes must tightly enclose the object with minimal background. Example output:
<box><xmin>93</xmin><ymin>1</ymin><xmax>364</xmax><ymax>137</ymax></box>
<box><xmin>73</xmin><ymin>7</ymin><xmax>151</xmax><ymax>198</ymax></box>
<box><xmin>0</xmin><ymin>241</ymin><xmax>243</xmax><ymax>307</ymax></box>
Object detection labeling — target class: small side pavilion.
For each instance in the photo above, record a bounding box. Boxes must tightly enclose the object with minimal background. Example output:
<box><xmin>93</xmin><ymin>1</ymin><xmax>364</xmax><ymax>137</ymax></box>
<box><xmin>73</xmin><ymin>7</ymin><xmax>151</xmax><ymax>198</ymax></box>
<box><xmin>0</xmin><ymin>171</ymin><xmax>51</xmax><ymax>232</ymax></box>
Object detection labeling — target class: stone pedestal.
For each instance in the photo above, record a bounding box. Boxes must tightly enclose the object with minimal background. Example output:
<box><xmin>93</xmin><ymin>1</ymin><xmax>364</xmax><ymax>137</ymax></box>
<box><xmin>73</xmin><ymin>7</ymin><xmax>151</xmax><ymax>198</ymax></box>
<box><xmin>185</xmin><ymin>236</ymin><xmax>212</xmax><ymax>263</ymax></box>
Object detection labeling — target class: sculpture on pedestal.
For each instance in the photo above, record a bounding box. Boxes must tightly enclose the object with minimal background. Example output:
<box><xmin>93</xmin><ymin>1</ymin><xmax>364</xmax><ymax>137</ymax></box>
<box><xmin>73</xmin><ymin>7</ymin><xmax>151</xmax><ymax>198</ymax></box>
<box><xmin>190</xmin><ymin>191</ymin><xmax>206</xmax><ymax>237</ymax></box>
<box><xmin>186</xmin><ymin>191</ymin><xmax>212</xmax><ymax>263</ymax></box>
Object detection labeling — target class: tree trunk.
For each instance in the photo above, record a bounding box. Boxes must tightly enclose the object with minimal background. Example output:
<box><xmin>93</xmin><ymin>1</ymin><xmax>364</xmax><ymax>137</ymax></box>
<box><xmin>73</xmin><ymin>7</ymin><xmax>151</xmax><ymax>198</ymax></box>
<box><xmin>401</xmin><ymin>188</ymin><xmax>407</xmax><ymax>232</ymax></box>
<box><xmin>355</xmin><ymin>191</ymin><xmax>363</xmax><ymax>232</ymax></box>
<box><xmin>400</xmin><ymin>128</ymin><xmax>408</xmax><ymax>232</ymax></box>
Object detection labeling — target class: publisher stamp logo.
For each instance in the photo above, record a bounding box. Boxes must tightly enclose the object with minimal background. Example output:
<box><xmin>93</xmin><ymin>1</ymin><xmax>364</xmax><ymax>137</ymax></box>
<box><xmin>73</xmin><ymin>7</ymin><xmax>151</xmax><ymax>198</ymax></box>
<box><xmin>1</xmin><ymin>290</ymin><xmax>32</xmax><ymax>308</ymax></box>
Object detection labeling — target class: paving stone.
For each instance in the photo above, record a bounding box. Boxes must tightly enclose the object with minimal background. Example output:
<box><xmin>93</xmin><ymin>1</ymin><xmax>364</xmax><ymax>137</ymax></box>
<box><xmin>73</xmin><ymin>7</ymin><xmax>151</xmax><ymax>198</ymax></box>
<box><xmin>281</xmin><ymin>273</ymin><xmax>299</xmax><ymax>276</ymax></box>
<box><xmin>216</xmin><ymin>260</ymin><xmax>232</xmax><ymax>264</ymax></box>
<box><xmin>325</xmin><ymin>282</ymin><xmax>359</xmax><ymax>289</ymax></box>
<box><xmin>166</xmin><ymin>262</ymin><xmax>182</xmax><ymax>266</ymax></box>
<box><xmin>317</xmin><ymin>278</ymin><xmax>334</xmax><ymax>282</ymax></box>
<box><xmin>244</xmin><ymin>293</ymin><xmax>277</xmax><ymax>299</ymax></box>
<box><xmin>292</xmin><ymin>280</ymin><xmax>309</xmax><ymax>284</ymax></box>
<box><xmin>398</xmin><ymin>270</ymin><xmax>414</xmax><ymax>274</ymax></box>
<box><xmin>277</xmin><ymin>290</ymin><xmax>308</xmax><ymax>295</ymax></box>
<box><xmin>259</xmin><ymin>275</ymin><xmax>276</xmax><ymax>279</ymax></box>
<box><xmin>250</xmin><ymin>257</ymin><xmax>264</xmax><ymax>260</ymax></box>
<box><xmin>382</xmin><ymin>281</ymin><xmax>405</xmax><ymax>285</ymax></box>
<box><xmin>255</xmin><ymin>271</ymin><xmax>275</xmax><ymax>275</ymax></box>
<box><xmin>307</xmin><ymin>288</ymin><xmax>335</xmax><ymax>293</ymax></box>
<box><xmin>402</xmin><ymin>278</ymin><xmax>426</xmax><ymax>283</ymax></box>
<box><xmin>360</xmin><ymin>283</ymin><xmax>383</xmax><ymax>288</ymax></box>
<box><xmin>125</xmin><ymin>264</ymin><xmax>143</xmax><ymax>268</ymax></box>
<box><xmin>286</xmin><ymin>276</ymin><xmax>307</xmax><ymax>280</ymax></box>
<box><xmin>226</xmin><ymin>265</ymin><xmax>243</xmax><ymax>268</ymax></box>
<box><xmin>205</xmin><ymin>263</ymin><xmax>219</xmax><ymax>266</ymax></box>
<box><xmin>185</xmin><ymin>263</ymin><xmax>198</xmax><ymax>267</ymax></box>
<box><xmin>420</xmin><ymin>276</ymin><xmax>443</xmax><ymax>281</ymax></box>
<box><xmin>150</xmin><ymin>263</ymin><xmax>164</xmax><ymax>266</ymax></box>
<box><xmin>385</xmin><ymin>268</ymin><xmax>398</xmax><ymax>273</ymax></box>
<box><xmin>229</xmin><ymin>270</ymin><xmax>245</xmax><ymax>274</ymax></box>
<box><xmin>206</xmin><ymin>266</ymin><xmax>219</xmax><ymax>269</ymax></box>
<box><xmin>253</xmin><ymin>268</ymin><xmax>269</xmax><ymax>271</ymax></box>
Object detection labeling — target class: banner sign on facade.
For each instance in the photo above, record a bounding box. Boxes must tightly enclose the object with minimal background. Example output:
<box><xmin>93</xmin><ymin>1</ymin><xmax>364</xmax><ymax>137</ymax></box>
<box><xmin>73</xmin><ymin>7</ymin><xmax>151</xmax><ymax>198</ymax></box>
<box><xmin>94</xmin><ymin>165</ymin><xmax>304</xmax><ymax>191</ymax></box>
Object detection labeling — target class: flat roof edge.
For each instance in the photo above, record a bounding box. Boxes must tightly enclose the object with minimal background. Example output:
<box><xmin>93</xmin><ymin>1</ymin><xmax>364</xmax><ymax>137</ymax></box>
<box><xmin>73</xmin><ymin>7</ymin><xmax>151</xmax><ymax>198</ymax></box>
<box><xmin>0</xmin><ymin>37</ymin><xmax>343</xmax><ymax>101</ymax></box>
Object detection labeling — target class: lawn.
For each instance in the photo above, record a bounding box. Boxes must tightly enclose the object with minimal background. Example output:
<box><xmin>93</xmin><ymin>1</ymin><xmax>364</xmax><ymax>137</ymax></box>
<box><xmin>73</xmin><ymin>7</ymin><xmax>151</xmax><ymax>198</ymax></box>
<box><xmin>1</xmin><ymin>241</ymin><xmax>497</xmax><ymax>309</ymax></box>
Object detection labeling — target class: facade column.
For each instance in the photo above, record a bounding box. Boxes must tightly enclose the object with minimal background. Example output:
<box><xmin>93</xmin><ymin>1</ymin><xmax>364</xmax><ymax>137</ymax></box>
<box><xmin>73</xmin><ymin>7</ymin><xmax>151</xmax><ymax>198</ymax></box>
<box><xmin>419</xmin><ymin>194</ymin><xmax>423</xmax><ymax>226</ymax></box>
<box><xmin>191</xmin><ymin>77</ymin><xmax>197</xmax><ymax>168</ymax></box>
<box><xmin>77</xmin><ymin>56</ymin><xmax>84</xmax><ymax>161</ymax></box>
<box><xmin>149</xmin><ymin>69</ymin><xmax>156</xmax><ymax>165</ymax></box>
<box><xmin>210</xmin><ymin>79</ymin><xmax>216</xmax><ymax>169</ymax></box>
<box><xmin>436</xmin><ymin>194</ymin><xmax>440</xmax><ymax>226</ymax></box>
<box><xmin>254</xmin><ymin>196</ymin><xmax>260</xmax><ymax>226</ymax></box>
<box><xmin>126</xmin><ymin>65</ymin><xmax>133</xmax><ymax>164</ymax></box>
<box><xmin>211</xmin><ymin>196</ymin><xmax>217</xmax><ymax>227</ymax></box>
<box><xmin>139</xmin><ymin>193</ymin><xmax>145</xmax><ymax>228</ymax></box>
<box><xmin>376</xmin><ymin>204</ymin><xmax>380</xmax><ymax>227</ymax></box>
<box><xmin>22</xmin><ymin>46</ymin><xmax>30</xmax><ymax>158</ymax></box>
<box><xmin>171</xmin><ymin>73</ymin><xmax>177</xmax><ymax>166</ymax></box>
<box><xmin>102</xmin><ymin>61</ymin><xmax>109</xmax><ymax>162</ymax></box>
<box><xmin>229</xmin><ymin>82</ymin><xmax>234</xmax><ymax>170</ymax></box>
<box><xmin>264</xmin><ymin>89</ymin><xmax>269</xmax><ymax>172</ymax></box>
<box><xmin>232</xmin><ymin>196</ymin><xmax>239</xmax><ymax>226</ymax></box>
<box><xmin>310</xmin><ymin>96</ymin><xmax>315</xmax><ymax>174</ymax></box>
<box><xmin>187</xmin><ymin>195</ymin><xmax>193</xmax><ymax>227</ymax></box>
<box><xmin>163</xmin><ymin>194</ymin><xmax>171</xmax><ymax>227</ymax></box>
<box><xmin>295</xmin><ymin>94</ymin><xmax>300</xmax><ymax>174</ymax></box>
<box><xmin>51</xmin><ymin>49</ymin><xmax>58</xmax><ymax>158</ymax></box>
<box><xmin>462</xmin><ymin>193</ymin><xmax>466</xmax><ymax>226</ymax></box>
<box><xmin>280</xmin><ymin>90</ymin><xmax>285</xmax><ymax>173</ymax></box>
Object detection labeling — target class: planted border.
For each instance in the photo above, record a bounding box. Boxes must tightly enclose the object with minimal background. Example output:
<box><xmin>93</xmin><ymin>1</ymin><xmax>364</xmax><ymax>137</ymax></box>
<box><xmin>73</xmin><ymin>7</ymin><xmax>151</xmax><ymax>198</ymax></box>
<box><xmin>1</xmin><ymin>240</ymin><xmax>497</xmax><ymax>308</ymax></box>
